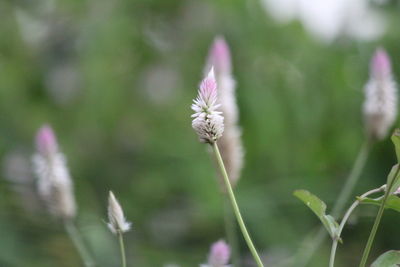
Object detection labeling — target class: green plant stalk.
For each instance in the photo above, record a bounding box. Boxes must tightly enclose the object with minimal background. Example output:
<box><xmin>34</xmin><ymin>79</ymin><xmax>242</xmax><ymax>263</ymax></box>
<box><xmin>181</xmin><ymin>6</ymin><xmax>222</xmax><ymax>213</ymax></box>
<box><xmin>223</xmin><ymin>196</ymin><xmax>240</xmax><ymax>266</ymax></box>
<box><xmin>118</xmin><ymin>232</ymin><xmax>127</xmax><ymax>267</ymax></box>
<box><xmin>64</xmin><ymin>219</ymin><xmax>96</xmax><ymax>267</ymax></box>
<box><xmin>332</xmin><ymin>139</ymin><xmax>371</xmax><ymax>218</ymax></box>
<box><xmin>329</xmin><ymin>186</ymin><xmax>385</xmax><ymax>267</ymax></box>
<box><xmin>359</xmin><ymin>167</ymin><xmax>400</xmax><ymax>267</ymax></box>
<box><xmin>292</xmin><ymin>139</ymin><xmax>371</xmax><ymax>267</ymax></box>
<box><xmin>212</xmin><ymin>142</ymin><xmax>264</xmax><ymax>267</ymax></box>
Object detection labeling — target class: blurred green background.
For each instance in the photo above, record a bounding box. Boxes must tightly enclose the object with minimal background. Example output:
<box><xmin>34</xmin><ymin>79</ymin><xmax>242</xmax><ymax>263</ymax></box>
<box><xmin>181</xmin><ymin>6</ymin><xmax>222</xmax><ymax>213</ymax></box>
<box><xmin>1</xmin><ymin>0</ymin><xmax>400</xmax><ymax>266</ymax></box>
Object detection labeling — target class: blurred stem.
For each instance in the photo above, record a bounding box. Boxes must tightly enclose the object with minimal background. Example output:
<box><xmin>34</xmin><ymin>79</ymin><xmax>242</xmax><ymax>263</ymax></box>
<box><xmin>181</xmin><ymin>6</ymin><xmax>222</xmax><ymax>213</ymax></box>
<box><xmin>223</xmin><ymin>196</ymin><xmax>240</xmax><ymax>266</ymax></box>
<box><xmin>329</xmin><ymin>186</ymin><xmax>385</xmax><ymax>267</ymax></box>
<box><xmin>292</xmin><ymin>138</ymin><xmax>371</xmax><ymax>267</ymax></box>
<box><xmin>359</xmin><ymin>166</ymin><xmax>400</xmax><ymax>267</ymax></box>
<box><xmin>118</xmin><ymin>232</ymin><xmax>127</xmax><ymax>267</ymax></box>
<box><xmin>212</xmin><ymin>142</ymin><xmax>264</xmax><ymax>267</ymax></box>
<box><xmin>332</xmin><ymin>139</ymin><xmax>371</xmax><ymax>218</ymax></box>
<box><xmin>64</xmin><ymin>219</ymin><xmax>96</xmax><ymax>267</ymax></box>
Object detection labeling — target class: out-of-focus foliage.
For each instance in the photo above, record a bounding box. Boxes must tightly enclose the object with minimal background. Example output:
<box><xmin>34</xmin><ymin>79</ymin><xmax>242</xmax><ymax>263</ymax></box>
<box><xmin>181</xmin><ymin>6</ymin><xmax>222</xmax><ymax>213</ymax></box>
<box><xmin>1</xmin><ymin>0</ymin><xmax>400</xmax><ymax>266</ymax></box>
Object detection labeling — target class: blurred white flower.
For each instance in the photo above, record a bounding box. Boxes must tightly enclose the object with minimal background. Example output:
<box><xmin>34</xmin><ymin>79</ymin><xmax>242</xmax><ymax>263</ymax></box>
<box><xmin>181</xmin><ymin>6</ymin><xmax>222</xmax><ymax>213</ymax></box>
<box><xmin>32</xmin><ymin>125</ymin><xmax>76</xmax><ymax>219</ymax></box>
<box><xmin>260</xmin><ymin>0</ymin><xmax>386</xmax><ymax>42</ymax></box>
<box><xmin>363</xmin><ymin>48</ymin><xmax>397</xmax><ymax>140</ymax></box>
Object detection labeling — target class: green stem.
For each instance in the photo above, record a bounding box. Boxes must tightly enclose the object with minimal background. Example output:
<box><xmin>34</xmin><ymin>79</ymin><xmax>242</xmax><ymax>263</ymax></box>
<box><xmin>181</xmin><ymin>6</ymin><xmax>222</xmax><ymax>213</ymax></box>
<box><xmin>359</xmin><ymin>167</ymin><xmax>400</xmax><ymax>267</ymax></box>
<box><xmin>118</xmin><ymin>232</ymin><xmax>127</xmax><ymax>267</ymax></box>
<box><xmin>223</xmin><ymin>196</ymin><xmax>240</xmax><ymax>266</ymax></box>
<box><xmin>212</xmin><ymin>142</ymin><xmax>264</xmax><ymax>267</ymax></box>
<box><xmin>64</xmin><ymin>219</ymin><xmax>96</xmax><ymax>267</ymax></box>
<box><xmin>332</xmin><ymin>139</ymin><xmax>371</xmax><ymax>218</ymax></box>
<box><xmin>291</xmin><ymin>139</ymin><xmax>371</xmax><ymax>267</ymax></box>
<box><xmin>329</xmin><ymin>186</ymin><xmax>385</xmax><ymax>267</ymax></box>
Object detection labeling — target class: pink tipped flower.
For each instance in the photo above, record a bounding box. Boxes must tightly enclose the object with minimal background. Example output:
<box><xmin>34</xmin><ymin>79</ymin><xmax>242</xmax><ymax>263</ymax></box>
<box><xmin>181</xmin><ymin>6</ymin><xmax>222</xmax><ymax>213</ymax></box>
<box><xmin>363</xmin><ymin>47</ymin><xmax>398</xmax><ymax>140</ymax></box>
<box><xmin>199</xmin><ymin>68</ymin><xmax>218</xmax><ymax>104</ymax></box>
<box><xmin>36</xmin><ymin>125</ymin><xmax>58</xmax><ymax>156</ymax></box>
<box><xmin>207</xmin><ymin>36</ymin><xmax>232</xmax><ymax>75</ymax></box>
<box><xmin>32</xmin><ymin>125</ymin><xmax>76</xmax><ymax>219</ymax></box>
<box><xmin>371</xmin><ymin>48</ymin><xmax>391</xmax><ymax>80</ymax></box>
<box><xmin>201</xmin><ymin>240</ymin><xmax>231</xmax><ymax>267</ymax></box>
<box><xmin>191</xmin><ymin>68</ymin><xmax>224</xmax><ymax>144</ymax></box>
<box><xmin>205</xmin><ymin>37</ymin><xmax>244</xmax><ymax>187</ymax></box>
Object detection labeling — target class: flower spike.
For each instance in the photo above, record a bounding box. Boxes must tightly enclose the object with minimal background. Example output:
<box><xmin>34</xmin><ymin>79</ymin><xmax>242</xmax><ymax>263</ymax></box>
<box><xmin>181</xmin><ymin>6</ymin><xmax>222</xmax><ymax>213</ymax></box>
<box><xmin>191</xmin><ymin>67</ymin><xmax>224</xmax><ymax>144</ymax></box>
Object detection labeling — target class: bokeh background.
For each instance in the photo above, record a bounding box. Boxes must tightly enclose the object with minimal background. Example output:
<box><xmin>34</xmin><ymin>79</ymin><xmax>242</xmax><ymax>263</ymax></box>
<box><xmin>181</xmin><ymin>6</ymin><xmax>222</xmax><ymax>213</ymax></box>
<box><xmin>1</xmin><ymin>0</ymin><xmax>400</xmax><ymax>266</ymax></box>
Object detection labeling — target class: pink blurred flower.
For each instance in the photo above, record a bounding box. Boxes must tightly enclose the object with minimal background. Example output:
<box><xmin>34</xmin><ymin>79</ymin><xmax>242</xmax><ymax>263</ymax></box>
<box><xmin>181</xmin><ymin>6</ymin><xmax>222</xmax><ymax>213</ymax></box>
<box><xmin>32</xmin><ymin>124</ymin><xmax>76</xmax><ymax>219</ymax></box>
<box><xmin>207</xmin><ymin>37</ymin><xmax>232</xmax><ymax>75</ymax></box>
<box><xmin>201</xmin><ymin>240</ymin><xmax>231</xmax><ymax>267</ymax></box>
<box><xmin>36</xmin><ymin>125</ymin><xmax>58</xmax><ymax>156</ymax></box>
<box><xmin>363</xmin><ymin>48</ymin><xmax>397</xmax><ymax>140</ymax></box>
<box><xmin>371</xmin><ymin>48</ymin><xmax>391</xmax><ymax>80</ymax></box>
<box><xmin>205</xmin><ymin>37</ymin><xmax>244</xmax><ymax>187</ymax></box>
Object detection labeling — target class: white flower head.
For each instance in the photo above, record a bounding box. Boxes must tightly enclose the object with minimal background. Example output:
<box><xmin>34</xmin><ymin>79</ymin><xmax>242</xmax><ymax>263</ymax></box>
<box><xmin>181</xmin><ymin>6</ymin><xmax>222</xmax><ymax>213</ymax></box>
<box><xmin>107</xmin><ymin>191</ymin><xmax>131</xmax><ymax>234</ymax></box>
<box><xmin>205</xmin><ymin>37</ymin><xmax>244</xmax><ymax>187</ymax></box>
<box><xmin>191</xmin><ymin>68</ymin><xmax>224</xmax><ymax>144</ymax></box>
<box><xmin>200</xmin><ymin>240</ymin><xmax>231</xmax><ymax>267</ymax></box>
<box><xmin>363</xmin><ymin>48</ymin><xmax>398</xmax><ymax>140</ymax></box>
<box><xmin>32</xmin><ymin>125</ymin><xmax>76</xmax><ymax>219</ymax></box>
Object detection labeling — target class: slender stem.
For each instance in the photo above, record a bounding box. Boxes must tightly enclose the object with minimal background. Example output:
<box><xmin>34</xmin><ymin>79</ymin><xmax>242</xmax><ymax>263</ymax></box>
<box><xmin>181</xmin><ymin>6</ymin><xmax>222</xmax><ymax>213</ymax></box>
<box><xmin>212</xmin><ymin>142</ymin><xmax>264</xmax><ymax>267</ymax></box>
<box><xmin>329</xmin><ymin>186</ymin><xmax>385</xmax><ymax>267</ymax></box>
<box><xmin>291</xmin><ymin>139</ymin><xmax>371</xmax><ymax>267</ymax></box>
<box><xmin>118</xmin><ymin>232</ymin><xmax>127</xmax><ymax>267</ymax></box>
<box><xmin>359</xmin><ymin>167</ymin><xmax>400</xmax><ymax>267</ymax></box>
<box><xmin>332</xmin><ymin>139</ymin><xmax>371</xmax><ymax>218</ymax></box>
<box><xmin>64</xmin><ymin>219</ymin><xmax>96</xmax><ymax>267</ymax></box>
<box><xmin>223</xmin><ymin>196</ymin><xmax>240</xmax><ymax>266</ymax></box>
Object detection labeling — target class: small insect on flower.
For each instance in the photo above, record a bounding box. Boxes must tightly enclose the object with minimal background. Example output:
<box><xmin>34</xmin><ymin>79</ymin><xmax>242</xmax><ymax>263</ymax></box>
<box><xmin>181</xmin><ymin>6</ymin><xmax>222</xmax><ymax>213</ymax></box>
<box><xmin>32</xmin><ymin>125</ymin><xmax>76</xmax><ymax>219</ymax></box>
<box><xmin>191</xmin><ymin>68</ymin><xmax>224</xmax><ymax>144</ymax></box>
<box><xmin>363</xmin><ymin>48</ymin><xmax>398</xmax><ymax>140</ymax></box>
<box><xmin>200</xmin><ymin>240</ymin><xmax>231</xmax><ymax>267</ymax></box>
<box><xmin>107</xmin><ymin>191</ymin><xmax>131</xmax><ymax>234</ymax></box>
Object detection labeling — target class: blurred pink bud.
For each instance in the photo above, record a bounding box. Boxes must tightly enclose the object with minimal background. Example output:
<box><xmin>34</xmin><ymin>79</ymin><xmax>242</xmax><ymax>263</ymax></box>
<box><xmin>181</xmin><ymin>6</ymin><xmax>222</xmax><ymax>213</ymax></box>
<box><xmin>36</xmin><ymin>125</ymin><xmax>58</xmax><ymax>155</ymax></box>
<box><xmin>208</xmin><ymin>240</ymin><xmax>230</xmax><ymax>266</ymax></box>
<box><xmin>208</xmin><ymin>36</ymin><xmax>232</xmax><ymax>74</ymax></box>
<box><xmin>371</xmin><ymin>47</ymin><xmax>391</xmax><ymax>79</ymax></box>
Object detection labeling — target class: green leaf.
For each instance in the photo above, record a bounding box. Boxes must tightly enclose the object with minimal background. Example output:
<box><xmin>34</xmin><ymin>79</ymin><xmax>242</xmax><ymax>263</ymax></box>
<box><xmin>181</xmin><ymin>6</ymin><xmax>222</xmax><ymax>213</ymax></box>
<box><xmin>359</xmin><ymin>195</ymin><xmax>400</xmax><ymax>213</ymax></box>
<box><xmin>293</xmin><ymin>190</ymin><xmax>339</xmax><ymax>239</ymax></box>
<box><xmin>371</xmin><ymin>250</ymin><xmax>400</xmax><ymax>267</ymax></box>
<box><xmin>391</xmin><ymin>129</ymin><xmax>400</xmax><ymax>164</ymax></box>
<box><xmin>386</xmin><ymin>164</ymin><xmax>400</xmax><ymax>194</ymax></box>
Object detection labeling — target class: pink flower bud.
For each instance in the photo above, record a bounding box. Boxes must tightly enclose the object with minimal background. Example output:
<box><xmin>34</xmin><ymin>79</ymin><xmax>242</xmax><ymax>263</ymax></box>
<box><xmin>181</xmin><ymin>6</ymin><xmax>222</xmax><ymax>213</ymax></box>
<box><xmin>36</xmin><ymin>125</ymin><xmax>58</xmax><ymax>155</ymax></box>
<box><xmin>208</xmin><ymin>36</ymin><xmax>232</xmax><ymax>75</ymax></box>
<box><xmin>371</xmin><ymin>47</ymin><xmax>392</xmax><ymax>79</ymax></box>
<box><xmin>208</xmin><ymin>240</ymin><xmax>230</xmax><ymax>266</ymax></box>
<box><xmin>199</xmin><ymin>68</ymin><xmax>218</xmax><ymax>102</ymax></box>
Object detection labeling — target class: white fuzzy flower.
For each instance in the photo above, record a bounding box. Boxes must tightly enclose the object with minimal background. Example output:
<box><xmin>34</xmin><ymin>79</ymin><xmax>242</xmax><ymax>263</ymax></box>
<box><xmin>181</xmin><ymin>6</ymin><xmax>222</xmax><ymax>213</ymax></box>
<box><xmin>363</xmin><ymin>48</ymin><xmax>397</xmax><ymax>140</ymax></box>
<box><xmin>206</xmin><ymin>37</ymin><xmax>244</xmax><ymax>187</ymax></box>
<box><xmin>107</xmin><ymin>191</ymin><xmax>131</xmax><ymax>234</ymax></box>
<box><xmin>192</xmin><ymin>68</ymin><xmax>224</xmax><ymax>144</ymax></box>
<box><xmin>32</xmin><ymin>125</ymin><xmax>76</xmax><ymax>219</ymax></box>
